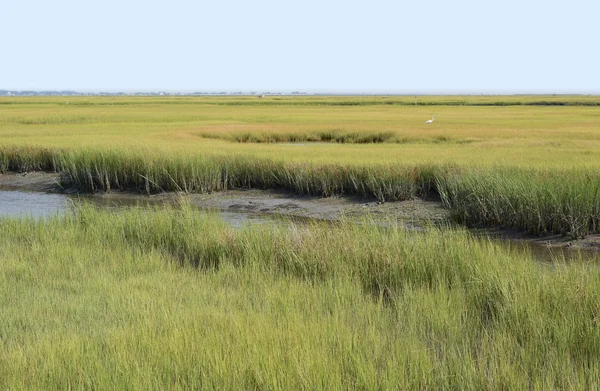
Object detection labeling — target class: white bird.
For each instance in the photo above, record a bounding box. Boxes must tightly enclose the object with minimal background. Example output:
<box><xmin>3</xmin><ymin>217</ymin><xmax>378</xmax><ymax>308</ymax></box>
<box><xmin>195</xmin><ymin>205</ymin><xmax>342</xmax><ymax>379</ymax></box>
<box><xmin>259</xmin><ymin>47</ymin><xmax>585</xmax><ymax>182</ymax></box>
<box><xmin>424</xmin><ymin>115</ymin><xmax>434</xmax><ymax>124</ymax></box>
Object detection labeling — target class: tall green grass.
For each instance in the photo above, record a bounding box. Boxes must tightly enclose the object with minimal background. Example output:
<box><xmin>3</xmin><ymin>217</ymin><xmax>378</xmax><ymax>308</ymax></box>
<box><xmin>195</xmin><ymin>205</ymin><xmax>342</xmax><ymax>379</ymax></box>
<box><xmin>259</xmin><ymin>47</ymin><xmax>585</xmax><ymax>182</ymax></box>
<box><xmin>438</xmin><ymin>168</ymin><xmax>600</xmax><ymax>238</ymax></box>
<box><xmin>2</xmin><ymin>145</ymin><xmax>600</xmax><ymax>237</ymax></box>
<box><xmin>0</xmin><ymin>146</ymin><xmax>59</xmax><ymax>173</ymax></box>
<box><xmin>0</xmin><ymin>146</ymin><xmax>438</xmax><ymax>201</ymax></box>
<box><xmin>1</xmin><ymin>205</ymin><xmax>600</xmax><ymax>389</ymax></box>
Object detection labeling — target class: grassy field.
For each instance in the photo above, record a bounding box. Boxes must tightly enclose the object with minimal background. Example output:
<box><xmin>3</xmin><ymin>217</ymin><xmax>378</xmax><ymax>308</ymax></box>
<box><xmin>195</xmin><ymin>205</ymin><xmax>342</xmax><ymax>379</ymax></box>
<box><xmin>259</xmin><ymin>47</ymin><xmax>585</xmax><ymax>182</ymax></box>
<box><xmin>1</xmin><ymin>96</ymin><xmax>600</xmax><ymax>168</ymax></box>
<box><xmin>1</xmin><ymin>95</ymin><xmax>600</xmax><ymax>236</ymax></box>
<box><xmin>1</xmin><ymin>205</ymin><xmax>600</xmax><ymax>389</ymax></box>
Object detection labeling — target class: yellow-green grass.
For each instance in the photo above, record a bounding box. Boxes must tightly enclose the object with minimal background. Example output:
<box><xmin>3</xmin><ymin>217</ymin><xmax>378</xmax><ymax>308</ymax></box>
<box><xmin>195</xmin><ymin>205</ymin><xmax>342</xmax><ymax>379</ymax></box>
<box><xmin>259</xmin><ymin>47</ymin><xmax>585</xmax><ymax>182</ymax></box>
<box><xmin>1</xmin><ymin>205</ymin><xmax>600</xmax><ymax>389</ymax></box>
<box><xmin>1</xmin><ymin>96</ymin><xmax>600</xmax><ymax>167</ymax></box>
<box><xmin>1</xmin><ymin>96</ymin><xmax>600</xmax><ymax>236</ymax></box>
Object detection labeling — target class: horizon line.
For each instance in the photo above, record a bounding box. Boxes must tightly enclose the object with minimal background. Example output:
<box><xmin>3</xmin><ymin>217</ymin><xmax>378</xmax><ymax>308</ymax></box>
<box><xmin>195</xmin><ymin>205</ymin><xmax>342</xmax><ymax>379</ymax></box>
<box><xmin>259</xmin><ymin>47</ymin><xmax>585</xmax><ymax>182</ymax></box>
<box><xmin>2</xmin><ymin>89</ymin><xmax>600</xmax><ymax>96</ymax></box>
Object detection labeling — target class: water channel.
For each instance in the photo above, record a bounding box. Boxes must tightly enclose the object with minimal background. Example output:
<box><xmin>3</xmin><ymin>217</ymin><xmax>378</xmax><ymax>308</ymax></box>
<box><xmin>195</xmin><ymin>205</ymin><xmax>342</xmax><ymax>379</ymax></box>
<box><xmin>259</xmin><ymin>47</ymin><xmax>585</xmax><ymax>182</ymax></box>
<box><xmin>0</xmin><ymin>189</ymin><xmax>273</xmax><ymax>228</ymax></box>
<box><xmin>0</xmin><ymin>189</ymin><xmax>597</xmax><ymax>263</ymax></box>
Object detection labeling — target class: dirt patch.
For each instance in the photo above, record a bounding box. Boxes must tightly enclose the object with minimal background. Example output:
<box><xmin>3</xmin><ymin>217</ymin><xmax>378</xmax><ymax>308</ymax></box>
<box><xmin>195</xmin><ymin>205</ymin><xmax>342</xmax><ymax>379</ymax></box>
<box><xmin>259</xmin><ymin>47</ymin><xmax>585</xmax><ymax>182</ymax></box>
<box><xmin>184</xmin><ymin>189</ymin><xmax>450</xmax><ymax>224</ymax></box>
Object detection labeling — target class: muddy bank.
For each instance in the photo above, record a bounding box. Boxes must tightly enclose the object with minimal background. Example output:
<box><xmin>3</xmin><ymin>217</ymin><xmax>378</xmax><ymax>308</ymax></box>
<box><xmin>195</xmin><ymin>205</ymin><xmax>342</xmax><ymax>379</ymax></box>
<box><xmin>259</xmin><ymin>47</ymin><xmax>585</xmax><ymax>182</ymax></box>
<box><xmin>1</xmin><ymin>171</ymin><xmax>599</xmax><ymax>256</ymax></box>
<box><xmin>90</xmin><ymin>188</ymin><xmax>450</xmax><ymax>226</ymax></box>
<box><xmin>0</xmin><ymin>172</ymin><xmax>63</xmax><ymax>192</ymax></box>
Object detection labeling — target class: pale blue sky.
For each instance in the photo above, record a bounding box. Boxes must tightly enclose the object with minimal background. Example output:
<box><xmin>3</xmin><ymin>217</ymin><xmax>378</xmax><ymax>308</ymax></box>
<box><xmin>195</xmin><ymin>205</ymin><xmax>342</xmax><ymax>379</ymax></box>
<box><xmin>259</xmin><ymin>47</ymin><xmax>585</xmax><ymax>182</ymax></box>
<box><xmin>3</xmin><ymin>0</ymin><xmax>599</xmax><ymax>93</ymax></box>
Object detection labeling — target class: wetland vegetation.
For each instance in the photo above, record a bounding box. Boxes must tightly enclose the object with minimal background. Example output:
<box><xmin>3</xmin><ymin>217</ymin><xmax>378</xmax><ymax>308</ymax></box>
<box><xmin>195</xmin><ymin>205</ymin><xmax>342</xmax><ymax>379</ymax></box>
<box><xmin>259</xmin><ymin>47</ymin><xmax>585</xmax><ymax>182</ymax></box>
<box><xmin>1</xmin><ymin>206</ymin><xmax>600</xmax><ymax>389</ymax></box>
<box><xmin>1</xmin><ymin>95</ymin><xmax>600</xmax><ymax>389</ymax></box>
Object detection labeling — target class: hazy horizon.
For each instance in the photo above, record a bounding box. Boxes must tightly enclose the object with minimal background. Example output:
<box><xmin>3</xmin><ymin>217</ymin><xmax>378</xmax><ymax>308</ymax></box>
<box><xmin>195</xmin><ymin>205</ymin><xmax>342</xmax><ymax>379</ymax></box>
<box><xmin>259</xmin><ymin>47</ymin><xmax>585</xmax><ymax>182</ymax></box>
<box><xmin>3</xmin><ymin>89</ymin><xmax>600</xmax><ymax>95</ymax></box>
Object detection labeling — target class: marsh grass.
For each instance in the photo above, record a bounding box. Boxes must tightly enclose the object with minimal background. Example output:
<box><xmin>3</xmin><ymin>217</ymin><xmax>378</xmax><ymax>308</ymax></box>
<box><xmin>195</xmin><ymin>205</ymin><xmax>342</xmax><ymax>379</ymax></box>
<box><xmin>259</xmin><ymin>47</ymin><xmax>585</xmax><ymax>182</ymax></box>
<box><xmin>0</xmin><ymin>146</ymin><xmax>438</xmax><ymax>201</ymax></box>
<box><xmin>0</xmin><ymin>146</ymin><xmax>59</xmax><ymax>173</ymax></box>
<box><xmin>438</xmin><ymin>168</ymin><xmax>600</xmax><ymax>238</ymax></box>
<box><xmin>209</xmin><ymin>130</ymin><xmax>399</xmax><ymax>144</ymax></box>
<box><xmin>11</xmin><ymin>115</ymin><xmax>102</xmax><ymax>125</ymax></box>
<box><xmin>1</xmin><ymin>205</ymin><xmax>600</xmax><ymax>389</ymax></box>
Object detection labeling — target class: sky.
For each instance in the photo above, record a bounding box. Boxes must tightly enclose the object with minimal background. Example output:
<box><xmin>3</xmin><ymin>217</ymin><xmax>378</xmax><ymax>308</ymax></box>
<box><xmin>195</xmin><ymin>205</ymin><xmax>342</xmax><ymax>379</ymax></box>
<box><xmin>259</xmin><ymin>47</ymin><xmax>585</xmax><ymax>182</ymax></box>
<box><xmin>2</xmin><ymin>0</ymin><xmax>599</xmax><ymax>94</ymax></box>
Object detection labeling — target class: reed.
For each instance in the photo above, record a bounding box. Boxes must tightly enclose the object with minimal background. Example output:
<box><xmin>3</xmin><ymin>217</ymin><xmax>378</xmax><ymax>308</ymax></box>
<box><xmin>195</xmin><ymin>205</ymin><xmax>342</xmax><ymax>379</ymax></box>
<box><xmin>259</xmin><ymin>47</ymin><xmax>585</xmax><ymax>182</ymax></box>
<box><xmin>437</xmin><ymin>167</ymin><xmax>600</xmax><ymax>238</ymax></box>
<box><xmin>0</xmin><ymin>146</ymin><xmax>437</xmax><ymax>201</ymax></box>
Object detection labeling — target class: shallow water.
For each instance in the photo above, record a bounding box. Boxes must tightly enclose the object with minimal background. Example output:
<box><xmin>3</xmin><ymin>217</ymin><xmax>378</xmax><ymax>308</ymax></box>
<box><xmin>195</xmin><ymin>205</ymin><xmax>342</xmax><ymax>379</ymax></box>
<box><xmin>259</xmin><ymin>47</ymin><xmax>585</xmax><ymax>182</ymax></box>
<box><xmin>0</xmin><ymin>190</ymin><xmax>275</xmax><ymax>228</ymax></box>
<box><xmin>486</xmin><ymin>237</ymin><xmax>597</xmax><ymax>263</ymax></box>
<box><xmin>0</xmin><ymin>190</ymin><xmax>69</xmax><ymax>219</ymax></box>
<box><xmin>0</xmin><ymin>190</ymin><xmax>597</xmax><ymax>262</ymax></box>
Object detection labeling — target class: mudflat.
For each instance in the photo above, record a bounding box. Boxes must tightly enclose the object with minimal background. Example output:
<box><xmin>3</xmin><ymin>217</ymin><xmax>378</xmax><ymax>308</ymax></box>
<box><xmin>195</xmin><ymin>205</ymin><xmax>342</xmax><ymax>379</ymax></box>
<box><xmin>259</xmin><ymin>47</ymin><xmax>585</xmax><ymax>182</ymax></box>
<box><xmin>2</xmin><ymin>171</ymin><xmax>599</xmax><ymax>254</ymax></box>
<box><xmin>0</xmin><ymin>172</ymin><xmax>63</xmax><ymax>192</ymax></box>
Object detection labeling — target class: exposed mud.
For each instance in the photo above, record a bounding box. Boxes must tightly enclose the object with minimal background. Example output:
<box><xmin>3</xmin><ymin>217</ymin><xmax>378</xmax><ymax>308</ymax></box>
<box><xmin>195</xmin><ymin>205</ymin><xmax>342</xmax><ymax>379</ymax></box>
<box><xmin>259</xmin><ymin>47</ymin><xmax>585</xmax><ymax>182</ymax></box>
<box><xmin>0</xmin><ymin>172</ymin><xmax>63</xmax><ymax>192</ymax></box>
<box><xmin>182</xmin><ymin>189</ymin><xmax>449</xmax><ymax>224</ymax></box>
<box><xmin>1</xmin><ymin>171</ymin><xmax>599</xmax><ymax>258</ymax></box>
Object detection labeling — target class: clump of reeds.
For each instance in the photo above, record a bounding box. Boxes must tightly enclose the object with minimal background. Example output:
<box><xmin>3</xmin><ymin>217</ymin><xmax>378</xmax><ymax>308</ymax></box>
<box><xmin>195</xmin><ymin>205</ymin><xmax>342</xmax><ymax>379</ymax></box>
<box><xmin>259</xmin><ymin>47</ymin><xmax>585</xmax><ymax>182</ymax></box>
<box><xmin>12</xmin><ymin>146</ymin><xmax>437</xmax><ymax>202</ymax></box>
<box><xmin>0</xmin><ymin>146</ymin><xmax>59</xmax><ymax>173</ymax></box>
<box><xmin>199</xmin><ymin>129</ymin><xmax>467</xmax><ymax>144</ymax></box>
<box><xmin>437</xmin><ymin>167</ymin><xmax>600</xmax><ymax>238</ymax></box>
<box><xmin>14</xmin><ymin>115</ymin><xmax>99</xmax><ymax>125</ymax></box>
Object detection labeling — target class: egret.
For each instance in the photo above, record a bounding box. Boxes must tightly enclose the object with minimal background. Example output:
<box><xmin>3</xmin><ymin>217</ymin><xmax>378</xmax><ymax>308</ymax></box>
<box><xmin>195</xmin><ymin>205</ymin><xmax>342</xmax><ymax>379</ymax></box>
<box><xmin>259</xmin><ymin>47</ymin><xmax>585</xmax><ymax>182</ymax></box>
<box><xmin>424</xmin><ymin>115</ymin><xmax>434</xmax><ymax>124</ymax></box>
